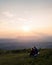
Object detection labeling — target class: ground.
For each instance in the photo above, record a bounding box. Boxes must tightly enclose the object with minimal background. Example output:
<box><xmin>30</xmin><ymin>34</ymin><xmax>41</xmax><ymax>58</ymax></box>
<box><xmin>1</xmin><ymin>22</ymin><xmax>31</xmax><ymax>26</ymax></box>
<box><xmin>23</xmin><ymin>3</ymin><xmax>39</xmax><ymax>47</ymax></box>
<box><xmin>0</xmin><ymin>49</ymin><xmax>52</xmax><ymax>65</ymax></box>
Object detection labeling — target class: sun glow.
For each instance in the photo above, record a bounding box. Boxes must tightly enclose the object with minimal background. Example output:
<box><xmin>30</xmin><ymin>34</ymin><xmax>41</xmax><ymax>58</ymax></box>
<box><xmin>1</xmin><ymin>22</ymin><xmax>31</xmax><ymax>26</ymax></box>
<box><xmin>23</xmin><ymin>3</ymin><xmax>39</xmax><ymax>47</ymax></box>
<box><xmin>22</xmin><ymin>25</ymin><xmax>31</xmax><ymax>32</ymax></box>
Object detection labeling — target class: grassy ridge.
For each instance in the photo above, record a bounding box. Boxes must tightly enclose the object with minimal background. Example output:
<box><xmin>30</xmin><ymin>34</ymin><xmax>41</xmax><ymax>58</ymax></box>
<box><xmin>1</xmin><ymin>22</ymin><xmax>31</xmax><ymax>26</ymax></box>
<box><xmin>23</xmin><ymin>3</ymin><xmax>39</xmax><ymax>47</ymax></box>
<box><xmin>0</xmin><ymin>49</ymin><xmax>52</xmax><ymax>65</ymax></box>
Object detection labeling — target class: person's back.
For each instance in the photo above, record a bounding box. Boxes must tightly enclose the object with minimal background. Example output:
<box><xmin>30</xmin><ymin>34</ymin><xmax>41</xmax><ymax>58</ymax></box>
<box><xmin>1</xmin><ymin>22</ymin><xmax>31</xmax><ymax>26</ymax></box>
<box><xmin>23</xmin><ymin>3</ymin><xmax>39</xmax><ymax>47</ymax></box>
<box><xmin>34</xmin><ymin>47</ymin><xmax>38</xmax><ymax>54</ymax></box>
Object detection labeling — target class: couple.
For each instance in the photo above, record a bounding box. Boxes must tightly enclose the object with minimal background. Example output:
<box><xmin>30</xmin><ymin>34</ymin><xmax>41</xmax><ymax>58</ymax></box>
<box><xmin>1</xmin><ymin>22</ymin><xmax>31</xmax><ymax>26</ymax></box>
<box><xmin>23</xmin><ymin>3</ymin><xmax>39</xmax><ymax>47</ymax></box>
<box><xmin>30</xmin><ymin>46</ymin><xmax>39</xmax><ymax>57</ymax></box>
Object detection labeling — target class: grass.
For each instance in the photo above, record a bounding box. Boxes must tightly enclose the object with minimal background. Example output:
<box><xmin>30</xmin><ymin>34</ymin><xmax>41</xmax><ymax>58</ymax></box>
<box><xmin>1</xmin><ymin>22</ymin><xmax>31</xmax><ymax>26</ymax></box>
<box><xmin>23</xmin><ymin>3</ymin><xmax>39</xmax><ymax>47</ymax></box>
<box><xmin>0</xmin><ymin>49</ymin><xmax>52</xmax><ymax>65</ymax></box>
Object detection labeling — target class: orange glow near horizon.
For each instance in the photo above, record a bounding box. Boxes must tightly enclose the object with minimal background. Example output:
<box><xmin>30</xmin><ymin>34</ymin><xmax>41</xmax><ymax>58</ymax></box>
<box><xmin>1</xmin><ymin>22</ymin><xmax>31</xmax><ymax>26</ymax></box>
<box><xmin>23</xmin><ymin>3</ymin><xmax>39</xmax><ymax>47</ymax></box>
<box><xmin>0</xmin><ymin>27</ymin><xmax>52</xmax><ymax>38</ymax></box>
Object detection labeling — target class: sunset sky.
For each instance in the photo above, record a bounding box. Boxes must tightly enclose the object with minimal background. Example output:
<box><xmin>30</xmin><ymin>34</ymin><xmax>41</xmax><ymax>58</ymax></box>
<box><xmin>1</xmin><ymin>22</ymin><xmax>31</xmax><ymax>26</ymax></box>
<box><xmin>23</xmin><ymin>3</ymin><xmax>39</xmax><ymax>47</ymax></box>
<box><xmin>0</xmin><ymin>0</ymin><xmax>52</xmax><ymax>39</ymax></box>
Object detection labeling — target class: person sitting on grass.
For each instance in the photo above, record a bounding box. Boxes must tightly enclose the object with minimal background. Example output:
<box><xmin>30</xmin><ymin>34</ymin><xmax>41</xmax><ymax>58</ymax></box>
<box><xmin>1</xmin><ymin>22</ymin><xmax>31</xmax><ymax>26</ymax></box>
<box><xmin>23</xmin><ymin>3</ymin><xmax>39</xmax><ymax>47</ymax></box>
<box><xmin>30</xmin><ymin>46</ymin><xmax>38</xmax><ymax>57</ymax></box>
<box><xmin>30</xmin><ymin>48</ymin><xmax>34</xmax><ymax>56</ymax></box>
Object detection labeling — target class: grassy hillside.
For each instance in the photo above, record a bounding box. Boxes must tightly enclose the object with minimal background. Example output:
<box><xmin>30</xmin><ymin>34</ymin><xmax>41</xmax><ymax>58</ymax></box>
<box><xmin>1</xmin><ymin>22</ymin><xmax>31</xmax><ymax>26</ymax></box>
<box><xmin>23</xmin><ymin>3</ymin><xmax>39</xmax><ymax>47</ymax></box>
<box><xmin>0</xmin><ymin>49</ymin><xmax>52</xmax><ymax>65</ymax></box>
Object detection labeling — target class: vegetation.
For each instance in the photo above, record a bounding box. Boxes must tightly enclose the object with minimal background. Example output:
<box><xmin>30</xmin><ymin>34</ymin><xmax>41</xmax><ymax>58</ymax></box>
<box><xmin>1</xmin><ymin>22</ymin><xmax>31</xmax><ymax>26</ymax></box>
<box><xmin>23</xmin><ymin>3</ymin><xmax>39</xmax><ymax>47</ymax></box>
<box><xmin>0</xmin><ymin>49</ymin><xmax>52</xmax><ymax>65</ymax></box>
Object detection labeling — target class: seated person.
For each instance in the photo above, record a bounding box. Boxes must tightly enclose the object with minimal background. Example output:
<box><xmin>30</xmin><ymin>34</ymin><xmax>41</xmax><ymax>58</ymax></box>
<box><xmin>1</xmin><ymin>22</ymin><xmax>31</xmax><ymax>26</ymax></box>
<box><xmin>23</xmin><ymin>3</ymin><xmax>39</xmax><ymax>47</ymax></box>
<box><xmin>30</xmin><ymin>48</ymin><xmax>34</xmax><ymax>56</ymax></box>
<box><xmin>33</xmin><ymin>46</ymin><xmax>38</xmax><ymax>56</ymax></box>
<box><xmin>30</xmin><ymin>46</ymin><xmax>38</xmax><ymax>57</ymax></box>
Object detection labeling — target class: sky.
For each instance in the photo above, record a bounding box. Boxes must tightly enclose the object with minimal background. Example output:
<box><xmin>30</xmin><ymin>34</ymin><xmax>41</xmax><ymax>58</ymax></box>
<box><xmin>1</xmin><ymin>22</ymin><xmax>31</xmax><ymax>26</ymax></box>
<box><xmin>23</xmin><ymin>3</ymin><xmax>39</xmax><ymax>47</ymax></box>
<box><xmin>0</xmin><ymin>0</ymin><xmax>52</xmax><ymax>39</ymax></box>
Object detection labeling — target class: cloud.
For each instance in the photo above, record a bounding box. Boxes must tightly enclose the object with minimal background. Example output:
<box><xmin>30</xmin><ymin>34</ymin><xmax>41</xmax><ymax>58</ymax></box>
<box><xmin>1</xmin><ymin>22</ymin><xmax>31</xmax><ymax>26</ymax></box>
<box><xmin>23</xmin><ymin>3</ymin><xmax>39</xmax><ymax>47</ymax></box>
<box><xmin>18</xmin><ymin>18</ymin><xmax>27</xmax><ymax>21</ymax></box>
<box><xmin>2</xmin><ymin>11</ymin><xmax>14</xmax><ymax>18</ymax></box>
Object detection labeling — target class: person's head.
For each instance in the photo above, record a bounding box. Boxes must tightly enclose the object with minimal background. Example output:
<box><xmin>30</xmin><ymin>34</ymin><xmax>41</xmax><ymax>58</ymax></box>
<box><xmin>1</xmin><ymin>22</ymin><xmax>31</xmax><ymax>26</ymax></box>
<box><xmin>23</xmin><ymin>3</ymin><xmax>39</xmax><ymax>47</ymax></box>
<box><xmin>34</xmin><ymin>46</ymin><xmax>36</xmax><ymax>49</ymax></box>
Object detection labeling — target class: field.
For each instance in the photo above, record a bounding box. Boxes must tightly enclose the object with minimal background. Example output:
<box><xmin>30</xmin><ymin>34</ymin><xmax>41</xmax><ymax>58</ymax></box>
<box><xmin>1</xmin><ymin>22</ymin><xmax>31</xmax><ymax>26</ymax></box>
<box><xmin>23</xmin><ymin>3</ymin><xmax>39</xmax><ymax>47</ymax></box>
<box><xmin>0</xmin><ymin>49</ymin><xmax>52</xmax><ymax>65</ymax></box>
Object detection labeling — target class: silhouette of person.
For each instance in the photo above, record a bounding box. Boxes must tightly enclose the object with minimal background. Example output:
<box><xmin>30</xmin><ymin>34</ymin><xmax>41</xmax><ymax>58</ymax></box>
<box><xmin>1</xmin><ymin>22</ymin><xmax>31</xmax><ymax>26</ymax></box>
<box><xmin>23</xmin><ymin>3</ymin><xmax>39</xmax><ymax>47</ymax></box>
<box><xmin>30</xmin><ymin>46</ymin><xmax>38</xmax><ymax>57</ymax></box>
<box><xmin>33</xmin><ymin>46</ymin><xmax>38</xmax><ymax>55</ymax></box>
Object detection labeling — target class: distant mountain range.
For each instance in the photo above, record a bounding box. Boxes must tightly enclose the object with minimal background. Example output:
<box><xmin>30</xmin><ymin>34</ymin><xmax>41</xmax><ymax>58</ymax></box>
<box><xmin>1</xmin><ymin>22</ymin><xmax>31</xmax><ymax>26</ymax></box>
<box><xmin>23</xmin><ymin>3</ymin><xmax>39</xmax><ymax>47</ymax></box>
<box><xmin>0</xmin><ymin>38</ymin><xmax>52</xmax><ymax>50</ymax></box>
